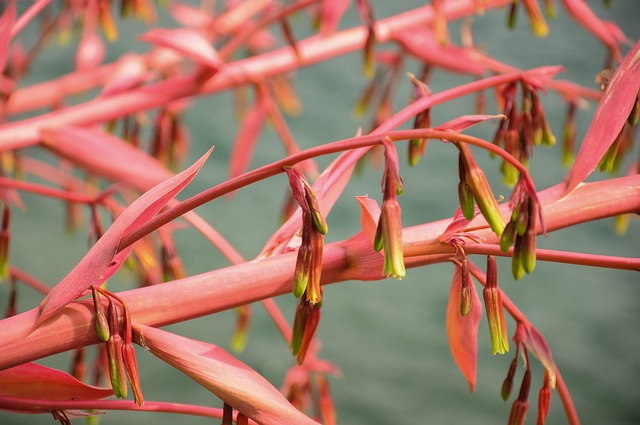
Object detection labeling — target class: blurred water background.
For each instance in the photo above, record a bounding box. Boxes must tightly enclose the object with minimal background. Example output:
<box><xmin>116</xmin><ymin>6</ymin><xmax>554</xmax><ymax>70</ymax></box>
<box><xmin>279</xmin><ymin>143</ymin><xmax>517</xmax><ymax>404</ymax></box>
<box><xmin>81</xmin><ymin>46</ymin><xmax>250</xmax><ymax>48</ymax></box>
<box><xmin>1</xmin><ymin>1</ymin><xmax>639</xmax><ymax>424</ymax></box>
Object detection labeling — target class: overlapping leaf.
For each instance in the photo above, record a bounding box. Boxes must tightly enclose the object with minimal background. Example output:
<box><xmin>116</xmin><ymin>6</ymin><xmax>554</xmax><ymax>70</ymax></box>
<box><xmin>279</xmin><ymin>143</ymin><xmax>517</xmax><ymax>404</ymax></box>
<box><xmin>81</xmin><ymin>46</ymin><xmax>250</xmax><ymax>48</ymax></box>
<box><xmin>563</xmin><ymin>41</ymin><xmax>640</xmax><ymax>194</ymax></box>
<box><xmin>37</xmin><ymin>149</ymin><xmax>212</xmax><ymax>323</ymax></box>
<box><xmin>0</xmin><ymin>363</ymin><xmax>112</xmax><ymax>401</ymax></box>
<box><xmin>446</xmin><ymin>264</ymin><xmax>482</xmax><ymax>392</ymax></box>
<box><xmin>136</xmin><ymin>324</ymin><xmax>319</xmax><ymax>425</ymax></box>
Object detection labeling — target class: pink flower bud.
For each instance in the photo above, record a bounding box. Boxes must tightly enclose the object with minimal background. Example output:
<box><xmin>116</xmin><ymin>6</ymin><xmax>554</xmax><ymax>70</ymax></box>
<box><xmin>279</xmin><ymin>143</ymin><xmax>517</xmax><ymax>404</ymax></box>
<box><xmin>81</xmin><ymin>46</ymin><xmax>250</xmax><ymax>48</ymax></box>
<box><xmin>106</xmin><ymin>300</ymin><xmax>128</xmax><ymax>399</ymax></box>
<box><xmin>502</xmin><ymin>354</ymin><xmax>519</xmax><ymax>401</ymax></box>
<box><xmin>460</xmin><ymin>259</ymin><xmax>473</xmax><ymax>317</ymax></box>
<box><xmin>483</xmin><ymin>256</ymin><xmax>510</xmax><ymax>354</ymax></box>
<box><xmin>92</xmin><ymin>288</ymin><xmax>110</xmax><ymax>342</ymax></box>
<box><xmin>536</xmin><ymin>370</ymin><xmax>552</xmax><ymax>425</ymax></box>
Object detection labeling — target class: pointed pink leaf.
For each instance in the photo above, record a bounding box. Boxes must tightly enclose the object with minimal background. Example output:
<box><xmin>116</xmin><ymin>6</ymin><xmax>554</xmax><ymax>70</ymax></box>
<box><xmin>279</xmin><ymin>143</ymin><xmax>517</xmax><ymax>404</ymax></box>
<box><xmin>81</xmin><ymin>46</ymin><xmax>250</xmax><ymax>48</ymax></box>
<box><xmin>230</xmin><ymin>97</ymin><xmax>267</xmax><ymax>179</ymax></box>
<box><xmin>435</xmin><ymin>114</ymin><xmax>505</xmax><ymax>133</ymax></box>
<box><xmin>140</xmin><ymin>28</ymin><xmax>222</xmax><ymax>70</ymax></box>
<box><xmin>42</xmin><ymin>126</ymin><xmax>173</xmax><ymax>189</ymax></box>
<box><xmin>446</xmin><ymin>264</ymin><xmax>482</xmax><ymax>392</ymax></box>
<box><xmin>37</xmin><ymin>149</ymin><xmax>212</xmax><ymax>323</ymax></box>
<box><xmin>355</xmin><ymin>195</ymin><xmax>380</xmax><ymax>243</ymax></box>
<box><xmin>395</xmin><ymin>27</ymin><xmax>485</xmax><ymax>76</ymax></box>
<box><xmin>0</xmin><ymin>0</ymin><xmax>16</xmax><ymax>72</ymax></box>
<box><xmin>136</xmin><ymin>324</ymin><xmax>319</xmax><ymax>425</ymax></box>
<box><xmin>438</xmin><ymin>207</ymin><xmax>476</xmax><ymax>243</ymax></box>
<box><xmin>0</xmin><ymin>363</ymin><xmax>113</xmax><ymax>400</ymax></box>
<box><xmin>522</xmin><ymin>325</ymin><xmax>557</xmax><ymax>388</ymax></box>
<box><xmin>564</xmin><ymin>41</ymin><xmax>640</xmax><ymax>194</ymax></box>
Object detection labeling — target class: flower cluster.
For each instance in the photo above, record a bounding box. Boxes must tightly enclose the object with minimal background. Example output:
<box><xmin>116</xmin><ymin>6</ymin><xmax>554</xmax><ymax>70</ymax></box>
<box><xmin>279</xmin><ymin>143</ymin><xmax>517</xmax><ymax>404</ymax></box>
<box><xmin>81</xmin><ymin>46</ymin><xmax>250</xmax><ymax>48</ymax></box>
<box><xmin>500</xmin><ymin>181</ymin><xmax>540</xmax><ymax>279</ymax></box>
<box><xmin>492</xmin><ymin>81</ymin><xmax>555</xmax><ymax>187</ymax></box>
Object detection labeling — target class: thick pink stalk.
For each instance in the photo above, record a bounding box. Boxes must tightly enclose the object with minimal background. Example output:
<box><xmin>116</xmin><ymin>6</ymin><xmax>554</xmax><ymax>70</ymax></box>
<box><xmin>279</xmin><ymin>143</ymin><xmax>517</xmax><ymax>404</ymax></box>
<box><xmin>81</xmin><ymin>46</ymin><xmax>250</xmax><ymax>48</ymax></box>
<box><xmin>0</xmin><ymin>175</ymin><xmax>637</xmax><ymax>371</ymax></box>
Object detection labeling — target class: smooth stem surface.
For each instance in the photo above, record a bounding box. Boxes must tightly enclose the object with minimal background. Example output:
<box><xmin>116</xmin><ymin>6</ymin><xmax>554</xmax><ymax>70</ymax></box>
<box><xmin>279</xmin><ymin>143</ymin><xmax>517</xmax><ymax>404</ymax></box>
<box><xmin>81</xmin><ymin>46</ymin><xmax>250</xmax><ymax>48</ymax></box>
<box><xmin>0</xmin><ymin>175</ymin><xmax>637</xmax><ymax>370</ymax></box>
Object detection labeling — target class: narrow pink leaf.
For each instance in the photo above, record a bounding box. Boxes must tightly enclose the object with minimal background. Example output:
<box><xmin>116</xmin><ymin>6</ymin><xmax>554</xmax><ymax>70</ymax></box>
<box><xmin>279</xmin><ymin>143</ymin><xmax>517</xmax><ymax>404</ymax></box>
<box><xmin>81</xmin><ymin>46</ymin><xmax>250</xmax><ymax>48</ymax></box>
<box><xmin>42</xmin><ymin>126</ymin><xmax>172</xmax><ymax>189</ymax></box>
<box><xmin>37</xmin><ymin>149</ymin><xmax>212</xmax><ymax>323</ymax></box>
<box><xmin>355</xmin><ymin>195</ymin><xmax>380</xmax><ymax>243</ymax></box>
<box><xmin>139</xmin><ymin>28</ymin><xmax>222</xmax><ymax>70</ymax></box>
<box><xmin>230</xmin><ymin>97</ymin><xmax>267</xmax><ymax>179</ymax></box>
<box><xmin>563</xmin><ymin>41</ymin><xmax>640</xmax><ymax>194</ymax></box>
<box><xmin>0</xmin><ymin>363</ymin><xmax>112</xmax><ymax>401</ymax></box>
<box><xmin>395</xmin><ymin>27</ymin><xmax>485</xmax><ymax>76</ymax></box>
<box><xmin>435</xmin><ymin>114</ymin><xmax>504</xmax><ymax>133</ymax></box>
<box><xmin>446</xmin><ymin>264</ymin><xmax>482</xmax><ymax>392</ymax></box>
<box><xmin>136</xmin><ymin>325</ymin><xmax>319</xmax><ymax>425</ymax></box>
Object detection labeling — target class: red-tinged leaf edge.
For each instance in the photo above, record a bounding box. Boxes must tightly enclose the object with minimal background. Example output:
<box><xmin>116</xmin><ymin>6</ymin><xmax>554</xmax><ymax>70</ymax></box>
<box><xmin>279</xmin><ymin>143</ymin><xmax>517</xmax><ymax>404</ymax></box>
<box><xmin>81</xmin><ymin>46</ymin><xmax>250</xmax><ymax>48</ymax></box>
<box><xmin>0</xmin><ymin>363</ymin><xmax>113</xmax><ymax>401</ymax></box>
<box><xmin>139</xmin><ymin>28</ymin><xmax>222</xmax><ymax>70</ymax></box>
<box><xmin>523</xmin><ymin>325</ymin><xmax>557</xmax><ymax>388</ymax></box>
<box><xmin>446</xmin><ymin>264</ymin><xmax>482</xmax><ymax>392</ymax></box>
<box><xmin>37</xmin><ymin>148</ymin><xmax>212</xmax><ymax>324</ymax></box>
<box><xmin>563</xmin><ymin>40</ymin><xmax>640</xmax><ymax>194</ymax></box>
<box><xmin>355</xmin><ymin>195</ymin><xmax>380</xmax><ymax>243</ymax></box>
<box><xmin>135</xmin><ymin>324</ymin><xmax>319</xmax><ymax>425</ymax></box>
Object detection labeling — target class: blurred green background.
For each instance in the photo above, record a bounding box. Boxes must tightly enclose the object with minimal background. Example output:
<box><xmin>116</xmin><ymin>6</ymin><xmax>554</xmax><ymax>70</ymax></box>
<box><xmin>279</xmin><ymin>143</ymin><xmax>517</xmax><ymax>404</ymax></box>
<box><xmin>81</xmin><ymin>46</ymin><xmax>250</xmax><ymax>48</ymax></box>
<box><xmin>1</xmin><ymin>1</ymin><xmax>639</xmax><ymax>424</ymax></box>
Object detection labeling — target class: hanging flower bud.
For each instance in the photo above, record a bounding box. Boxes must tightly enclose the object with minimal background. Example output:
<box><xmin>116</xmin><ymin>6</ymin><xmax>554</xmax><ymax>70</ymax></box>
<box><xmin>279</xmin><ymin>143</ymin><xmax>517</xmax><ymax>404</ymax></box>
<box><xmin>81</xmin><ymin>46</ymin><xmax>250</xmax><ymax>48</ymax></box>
<box><xmin>0</xmin><ymin>204</ymin><xmax>10</xmax><ymax>280</ymax></box>
<box><xmin>508</xmin><ymin>367</ymin><xmax>531</xmax><ymax>425</ymax></box>
<box><xmin>460</xmin><ymin>259</ymin><xmax>473</xmax><ymax>317</ymax></box>
<box><xmin>122</xmin><ymin>340</ymin><xmax>144</xmax><ymax>406</ymax></box>
<box><xmin>483</xmin><ymin>256</ymin><xmax>510</xmax><ymax>355</ymax></box>
<box><xmin>236</xmin><ymin>412</ymin><xmax>249</xmax><ymax>425</ymax></box>
<box><xmin>502</xmin><ymin>353</ymin><xmax>519</xmax><ymax>401</ymax></box>
<box><xmin>356</xmin><ymin>0</ymin><xmax>376</xmax><ymax>78</ymax></box>
<box><xmin>458</xmin><ymin>154</ymin><xmax>475</xmax><ymax>220</ymax></box>
<box><xmin>536</xmin><ymin>369</ymin><xmax>551</xmax><ymax>425</ymax></box>
<box><xmin>231</xmin><ymin>305</ymin><xmax>251</xmax><ymax>353</ymax></box>
<box><xmin>458</xmin><ymin>144</ymin><xmax>506</xmax><ymax>236</ymax></box>
<box><xmin>316</xmin><ymin>373</ymin><xmax>337</xmax><ymax>425</ymax></box>
<box><xmin>106</xmin><ymin>300</ymin><xmax>128</xmax><ymax>399</ymax></box>
<box><xmin>291</xmin><ymin>298</ymin><xmax>321</xmax><ymax>364</ymax></box>
<box><xmin>374</xmin><ymin>139</ymin><xmax>405</xmax><ymax>279</ymax></box>
<box><xmin>285</xmin><ymin>167</ymin><xmax>327</xmax><ymax>303</ymax></box>
<box><xmin>522</xmin><ymin>0</ymin><xmax>549</xmax><ymax>37</ymax></box>
<box><xmin>407</xmin><ymin>72</ymin><xmax>432</xmax><ymax>167</ymax></box>
<box><xmin>562</xmin><ymin>101</ymin><xmax>577</xmax><ymax>166</ymax></box>
<box><xmin>92</xmin><ymin>287</ymin><xmax>110</xmax><ymax>342</ymax></box>
<box><xmin>222</xmin><ymin>402</ymin><xmax>233</xmax><ymax>425</ymax></box>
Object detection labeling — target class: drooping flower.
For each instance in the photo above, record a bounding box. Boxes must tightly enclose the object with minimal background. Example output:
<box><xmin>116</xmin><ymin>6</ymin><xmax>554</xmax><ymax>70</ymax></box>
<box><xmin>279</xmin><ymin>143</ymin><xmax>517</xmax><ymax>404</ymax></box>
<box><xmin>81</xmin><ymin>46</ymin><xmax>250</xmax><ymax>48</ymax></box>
<box><xmin>291</xmin><ymin>298</ymin><xmax>321</xmax><ymax>365</ymax></box>
<box><xmin>374</xmin><ymin>138</ymin><xmax>405</xmax><ymax>279</ymax></box>
<box><xmin>483</xmin><ymin>256</ymin><xmax>510</xmax><ymax>355</ymax></box>
<box><xmin>457</xmin><ymin>144</ymin><xmax>506</xmax><ymax>236</ymax></box>
<box><xmin>285</xmin><ymin>167</ymin><xmax>327</xmax><ymax>304</ymax></box>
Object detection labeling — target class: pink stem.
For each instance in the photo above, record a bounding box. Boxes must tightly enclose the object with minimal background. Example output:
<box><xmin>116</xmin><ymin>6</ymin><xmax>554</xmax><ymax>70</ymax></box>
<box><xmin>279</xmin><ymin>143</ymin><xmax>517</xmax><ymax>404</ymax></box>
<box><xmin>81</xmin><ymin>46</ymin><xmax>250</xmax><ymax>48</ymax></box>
<box><xmin>0</xmin><ymin>175</ymin><xmax>636</xmax><ymax>370</ymax></box>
